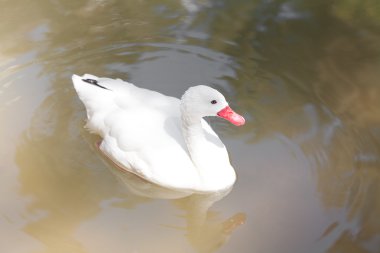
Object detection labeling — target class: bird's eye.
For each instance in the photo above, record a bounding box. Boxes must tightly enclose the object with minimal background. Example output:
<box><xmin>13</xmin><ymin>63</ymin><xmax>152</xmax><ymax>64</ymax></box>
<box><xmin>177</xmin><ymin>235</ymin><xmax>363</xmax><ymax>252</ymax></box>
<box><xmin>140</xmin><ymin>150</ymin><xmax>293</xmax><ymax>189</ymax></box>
<box><xmin>211</xmin><ymin>100</ymin><xmax>217</xmax><ymax>104</ymax></box>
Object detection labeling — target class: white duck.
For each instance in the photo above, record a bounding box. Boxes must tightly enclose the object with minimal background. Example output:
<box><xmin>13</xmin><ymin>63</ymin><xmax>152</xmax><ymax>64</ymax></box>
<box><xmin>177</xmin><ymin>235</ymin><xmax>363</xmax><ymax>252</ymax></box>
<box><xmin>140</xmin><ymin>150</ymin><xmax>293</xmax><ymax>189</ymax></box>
<box><xmin>72</xmin><ymin>74</ymin><xmax>245</xmax><ymax>193</ymax></box>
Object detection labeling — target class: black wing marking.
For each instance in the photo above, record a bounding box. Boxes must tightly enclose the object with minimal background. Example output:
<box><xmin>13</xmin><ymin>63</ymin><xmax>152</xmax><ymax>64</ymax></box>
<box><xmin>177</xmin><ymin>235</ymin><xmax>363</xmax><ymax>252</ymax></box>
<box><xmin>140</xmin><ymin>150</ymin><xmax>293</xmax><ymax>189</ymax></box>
<box><xmin>82</xmin><ymin>79</ymin><xmax>110</xmax><ymax>90</ymax></box>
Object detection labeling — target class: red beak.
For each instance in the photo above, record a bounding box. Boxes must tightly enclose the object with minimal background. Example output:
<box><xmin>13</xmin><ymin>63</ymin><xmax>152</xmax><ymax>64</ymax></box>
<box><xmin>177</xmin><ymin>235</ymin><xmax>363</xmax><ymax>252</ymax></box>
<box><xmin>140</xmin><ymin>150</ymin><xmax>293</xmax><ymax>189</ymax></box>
<box><xmin>217</xmin><ymin>106</ymin><xmax>245</xmax><ymax>126</ymax></box>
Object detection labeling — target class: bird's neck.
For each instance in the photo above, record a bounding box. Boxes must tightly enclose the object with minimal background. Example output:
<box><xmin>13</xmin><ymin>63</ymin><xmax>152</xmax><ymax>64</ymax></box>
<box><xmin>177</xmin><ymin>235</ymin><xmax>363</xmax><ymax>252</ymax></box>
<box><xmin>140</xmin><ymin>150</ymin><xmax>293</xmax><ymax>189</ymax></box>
<box><xmin>180</xmin><ymin>108</ymin><xmax>207</xmax><ymax>169</ymax></box>
<box><xmin>180</xmin><ymin>102</ymin><xmax>236</xmax><ymax>191</ymax></box>
<box><xmin>182</xmin><ymin>117</ymin><xmax>206</xmax><ymax>165</ymax></box>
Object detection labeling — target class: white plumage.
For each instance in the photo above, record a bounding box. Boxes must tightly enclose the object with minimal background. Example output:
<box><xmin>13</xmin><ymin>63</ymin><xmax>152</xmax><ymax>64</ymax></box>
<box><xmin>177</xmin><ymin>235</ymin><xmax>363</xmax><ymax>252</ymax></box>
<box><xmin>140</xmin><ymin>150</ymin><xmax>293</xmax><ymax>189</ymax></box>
<box><xmin>72</xmin><ymin>74</ymin><xmax>244</xmax><ymax>193</ymax></box>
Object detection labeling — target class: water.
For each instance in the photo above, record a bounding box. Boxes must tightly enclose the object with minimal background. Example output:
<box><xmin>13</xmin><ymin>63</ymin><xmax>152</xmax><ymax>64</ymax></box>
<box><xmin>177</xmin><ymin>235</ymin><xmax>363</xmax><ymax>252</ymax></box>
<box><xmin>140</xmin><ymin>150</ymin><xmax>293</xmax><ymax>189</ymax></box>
<box><xmin>1</xmin><ymin>0</ymin><xmax>380</xmax><ymax>252</ymax></box>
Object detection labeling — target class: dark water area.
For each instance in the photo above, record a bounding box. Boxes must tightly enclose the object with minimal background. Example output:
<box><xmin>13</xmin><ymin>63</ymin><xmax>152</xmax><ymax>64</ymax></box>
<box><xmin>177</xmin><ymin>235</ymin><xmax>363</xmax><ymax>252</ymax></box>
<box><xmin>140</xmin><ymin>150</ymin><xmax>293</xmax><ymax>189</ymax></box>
<box><xmin>0</xmin><ymin>0</ymin><xmax>380</xmax><ymax>252</ymax></box>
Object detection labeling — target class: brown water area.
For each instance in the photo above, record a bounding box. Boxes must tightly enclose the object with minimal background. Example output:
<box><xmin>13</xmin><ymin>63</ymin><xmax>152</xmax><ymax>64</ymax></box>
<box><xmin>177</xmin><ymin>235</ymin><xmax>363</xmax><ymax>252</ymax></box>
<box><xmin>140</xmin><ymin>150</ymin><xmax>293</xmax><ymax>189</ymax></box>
<box><xmin>1</xmin><ymin>0</ymin><xmax>380</xmax><ymax>253</ymax></box>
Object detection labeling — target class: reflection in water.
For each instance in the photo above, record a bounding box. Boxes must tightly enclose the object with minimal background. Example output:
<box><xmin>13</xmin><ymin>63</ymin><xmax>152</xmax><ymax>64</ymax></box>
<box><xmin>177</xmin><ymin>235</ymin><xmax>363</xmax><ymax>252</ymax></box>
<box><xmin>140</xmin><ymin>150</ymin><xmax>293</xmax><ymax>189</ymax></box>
<box><xmin>175</xmin><ymin>196</ymin><xmax>246</xmax><ymax>253</ymax></box>
<box><xmin>102</xmin><ymin>152</ymin><xmax>246</xmax><ymax>253</ymax></box>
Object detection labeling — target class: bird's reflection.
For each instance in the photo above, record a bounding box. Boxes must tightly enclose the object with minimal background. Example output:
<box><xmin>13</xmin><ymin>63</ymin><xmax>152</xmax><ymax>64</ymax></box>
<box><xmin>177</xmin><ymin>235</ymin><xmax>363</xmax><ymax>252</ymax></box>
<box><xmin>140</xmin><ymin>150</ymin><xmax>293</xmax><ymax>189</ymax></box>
<box><xmin>174</xmin><ymin>194</ymin><xmax>246</xmax><ymax>253</ymax></box>
<box><xmin>98</xmin><ymin>146</ymin><xmax>246</xmax><ymax>253</ymax></box>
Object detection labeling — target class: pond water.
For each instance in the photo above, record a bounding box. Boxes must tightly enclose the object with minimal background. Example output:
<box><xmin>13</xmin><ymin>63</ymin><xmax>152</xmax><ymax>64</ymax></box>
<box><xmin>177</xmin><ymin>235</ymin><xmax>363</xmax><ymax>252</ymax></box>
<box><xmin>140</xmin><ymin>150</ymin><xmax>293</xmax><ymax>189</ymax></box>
<box><xmin>1</xmin><ymin>0</ymin><xmax>380</xmax><ymax>253</ymax></box>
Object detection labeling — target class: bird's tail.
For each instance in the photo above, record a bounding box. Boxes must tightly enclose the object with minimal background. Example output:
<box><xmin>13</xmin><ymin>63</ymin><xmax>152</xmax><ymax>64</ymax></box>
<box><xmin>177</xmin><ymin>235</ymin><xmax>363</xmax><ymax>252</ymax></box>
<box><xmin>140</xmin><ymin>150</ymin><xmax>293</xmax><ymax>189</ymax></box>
<box><xmin>72</xmin><ymin>74</ymin><xmax>116</xmax><ymax>135</ymax></box>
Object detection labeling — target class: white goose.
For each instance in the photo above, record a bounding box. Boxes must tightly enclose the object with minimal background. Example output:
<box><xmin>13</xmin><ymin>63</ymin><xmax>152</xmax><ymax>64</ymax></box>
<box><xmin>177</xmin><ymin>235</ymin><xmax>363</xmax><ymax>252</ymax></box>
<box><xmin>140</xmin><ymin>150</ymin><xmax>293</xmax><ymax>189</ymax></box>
<box><xmin>72</xmin><ymin>74</ymin><xmax>245</xmax><ymax>193</ymax></box>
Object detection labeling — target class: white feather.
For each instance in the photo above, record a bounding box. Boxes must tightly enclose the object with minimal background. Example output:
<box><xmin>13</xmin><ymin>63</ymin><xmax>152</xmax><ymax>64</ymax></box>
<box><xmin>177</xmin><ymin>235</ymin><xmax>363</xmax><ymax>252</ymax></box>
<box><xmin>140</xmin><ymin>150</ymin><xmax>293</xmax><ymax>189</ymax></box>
<box><xmin>72</xmin><ymin>74</ymin><xmax>238</xmax><ymax>192</ymax></box>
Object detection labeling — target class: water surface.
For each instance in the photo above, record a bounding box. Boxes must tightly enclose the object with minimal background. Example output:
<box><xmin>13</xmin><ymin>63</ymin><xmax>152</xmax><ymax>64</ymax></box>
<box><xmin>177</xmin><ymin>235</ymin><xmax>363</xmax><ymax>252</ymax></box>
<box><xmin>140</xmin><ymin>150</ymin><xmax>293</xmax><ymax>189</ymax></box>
<box><xmin>1</xmin><ymin>0</ymin><xmax>380</xmax><ymax>253</ymax></box>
